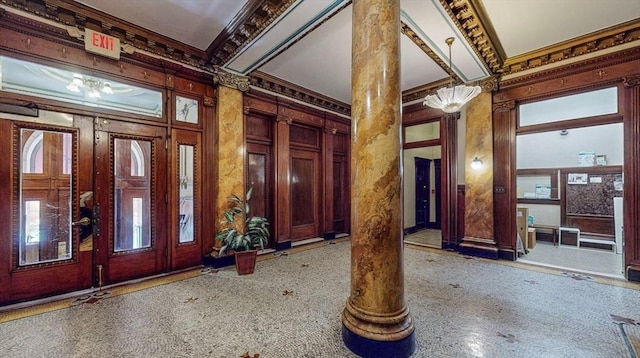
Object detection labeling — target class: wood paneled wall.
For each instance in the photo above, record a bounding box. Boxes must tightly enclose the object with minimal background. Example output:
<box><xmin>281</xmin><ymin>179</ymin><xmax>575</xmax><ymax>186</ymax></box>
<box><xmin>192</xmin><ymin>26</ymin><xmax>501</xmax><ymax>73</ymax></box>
<box><xmin>243</xmin><ymin>92</ymin><xmax>351</xmax><ymax>248</ymax></box>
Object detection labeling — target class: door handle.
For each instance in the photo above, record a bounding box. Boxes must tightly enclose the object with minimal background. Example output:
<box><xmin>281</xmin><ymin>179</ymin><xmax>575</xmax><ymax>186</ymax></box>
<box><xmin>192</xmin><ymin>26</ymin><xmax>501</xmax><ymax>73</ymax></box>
<box><xmin>72</xmin><ymin>217</ymin><xmax>92</xmax><ymax>226</ymax></box>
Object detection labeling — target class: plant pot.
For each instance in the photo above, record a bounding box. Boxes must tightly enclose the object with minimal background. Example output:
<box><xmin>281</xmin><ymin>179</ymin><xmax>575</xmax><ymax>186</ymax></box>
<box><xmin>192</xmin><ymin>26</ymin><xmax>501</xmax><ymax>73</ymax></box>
<box><xmin>234</xmin><ymin>250</ymin><xmax>258</xmax><ymax>275</ymax></box>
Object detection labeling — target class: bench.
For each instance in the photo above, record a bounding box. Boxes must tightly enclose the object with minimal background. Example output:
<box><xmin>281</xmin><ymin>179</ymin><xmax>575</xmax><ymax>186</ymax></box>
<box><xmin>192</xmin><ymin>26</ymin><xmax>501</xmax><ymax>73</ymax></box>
<box><xmin>558</xmin><ymin>226</ymin><xmax>579</xmax><ymax>247</ymax></box>
<box><xmin>530</xmin><ymin>224</ymin><xmax>559</xmax><ymax>246</ymax></box>
<box><xmin>578</xmin><ymin>233</ymin><xmax>616</xmax><ymax>253</ymax></box>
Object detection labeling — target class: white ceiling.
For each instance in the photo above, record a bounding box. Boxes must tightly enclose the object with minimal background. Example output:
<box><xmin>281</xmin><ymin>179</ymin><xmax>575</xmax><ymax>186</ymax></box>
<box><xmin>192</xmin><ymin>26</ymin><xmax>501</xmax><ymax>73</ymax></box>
<box><xmin>75</xmin><ymin>0</ymin><xmax>640</xmax><ymax>105</ymax></box>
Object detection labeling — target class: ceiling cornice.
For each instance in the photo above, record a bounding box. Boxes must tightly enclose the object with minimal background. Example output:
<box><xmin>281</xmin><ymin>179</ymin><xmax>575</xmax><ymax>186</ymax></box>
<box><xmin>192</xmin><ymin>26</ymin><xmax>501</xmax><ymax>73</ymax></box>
<box><xmin>1</xmin><ymin>0</ymin><xmax>209</xmax><ymax>69</ymax></box>
<box><xmin>439</xmin><ymin>0</ymin><xmax>505</xmax><ymax>75</ymax></box>
<box><xmin>401</xmin><ymin>21</ymin><xmax>460</xmax><ymax>83</ymax></box>
<box><xmin>206</xmin><ymin>0</ymin><xmax>298</xmax><ymax>67</ymax></box>
<box><xmin>501</xmin><ymin>19</ymin><xmax>640</xmax><ymax>76</ymax></box>
<box><xmin>250</xmin><ymin>71</ymin><xmax>351</xmax><ymax>116</ymax></box>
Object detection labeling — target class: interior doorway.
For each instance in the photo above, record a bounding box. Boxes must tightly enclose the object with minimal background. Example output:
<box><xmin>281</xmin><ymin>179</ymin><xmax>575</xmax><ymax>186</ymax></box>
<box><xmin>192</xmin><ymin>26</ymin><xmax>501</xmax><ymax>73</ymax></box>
<box><xmin>403</xmin><ymin>146</ymin><xmax>442</xmax><ymax>249</ymax></box>
<box><xmin>514</xmin><ymin>87</ymin><xmax>624</xmax><ymax>278</ymax></box>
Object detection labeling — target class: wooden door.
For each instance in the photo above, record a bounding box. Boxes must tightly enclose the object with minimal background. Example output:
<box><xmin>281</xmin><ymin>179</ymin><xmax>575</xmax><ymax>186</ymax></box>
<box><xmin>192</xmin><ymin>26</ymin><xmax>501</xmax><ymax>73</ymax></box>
<box><xmin>247</xmin><ymin>142</ymin><xmax>274</xmax><ymax>247</ymax></box>
<box><xmin>94</xmin><ymin>119</ymin><xmax>168</xmax><ymax>285</ymax></box>
<box><xmin>0</xmin><ymin>115</ymin><xmax>94</xmax><ymax>305</ymax></box>
<box><xmin>415</xmin><ymin>157</ymin><xmax>430</xmax><ymax>230</ymax></box>
<box><xmin>290</xmin><ymin>149</ymin><xmax>321</xmax><ymax>240</ymax></box>
<box><xmin>169</xmin><ymin>129</ymin><xmax>202</xmax><ymax>270</ymax></box>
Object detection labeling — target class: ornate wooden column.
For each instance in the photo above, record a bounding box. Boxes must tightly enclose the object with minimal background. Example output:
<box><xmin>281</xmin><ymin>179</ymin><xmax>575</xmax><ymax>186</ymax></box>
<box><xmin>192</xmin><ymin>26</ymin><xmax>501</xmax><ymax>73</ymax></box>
<box><xmin>274</xmin><ymin>107</ymin><xmax>292</xmax><ymax>250</ymax></box>
<box><xmin>342</xmin><ymin>1</ymin><xmax>415</xmax><ymax>356</ymax></box>
<box><xmin>623</xmin><ymin>75</ymin><xmax>640</xmax><ymax>281</ymax></box>
<box><xmin>212</xmin><ymin>68</ymin><xmax>250</xmax><ymax>234</ymax></box>
<box><xmin>491</xmin><ymin>99</ymin><xmax>517</xmax><ymax>260</ymax></box>
<box><xmin>459</xmin><ymin>91</ymin><xmax>499</xmax><ymax>258</ymax></box>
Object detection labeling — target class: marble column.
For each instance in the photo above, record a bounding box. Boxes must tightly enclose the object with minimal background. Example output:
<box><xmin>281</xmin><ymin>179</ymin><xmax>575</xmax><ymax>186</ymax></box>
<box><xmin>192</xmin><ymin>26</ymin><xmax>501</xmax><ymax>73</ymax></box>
<box><xmin>215</xmin><ymin>84</ymin><xmax>245</xmax><ymax>231</ymax></box>
<box><xmin>342</xmin><ymin>1</ymin><xmax>415</xmax><ymax>356</ymax></box>
<box><xmin>459</xmin><ymin>91</ymin><xmax>497</xmax><ymax>258</ymax></box>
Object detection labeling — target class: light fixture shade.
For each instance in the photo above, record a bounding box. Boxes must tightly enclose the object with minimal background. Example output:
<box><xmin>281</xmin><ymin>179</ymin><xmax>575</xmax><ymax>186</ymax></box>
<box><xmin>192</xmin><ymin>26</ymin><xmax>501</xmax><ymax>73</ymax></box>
<box><xmin>470</xmin><ymin>156</ymin><xmax>483</xmax><ymax>170</ymax></box>
<box><xmin>423</xmin><ymin>84</ymin><xmax>482</xmax><ymax>113</ymax></box>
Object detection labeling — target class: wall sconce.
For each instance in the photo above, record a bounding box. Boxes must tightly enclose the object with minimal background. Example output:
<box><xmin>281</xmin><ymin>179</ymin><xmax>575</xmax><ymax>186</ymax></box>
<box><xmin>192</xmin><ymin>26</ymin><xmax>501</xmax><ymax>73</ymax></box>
<box><xmin>470</xmin><ymin>156</ymin><xmax>483</xmax><ymax>170</ymax></box>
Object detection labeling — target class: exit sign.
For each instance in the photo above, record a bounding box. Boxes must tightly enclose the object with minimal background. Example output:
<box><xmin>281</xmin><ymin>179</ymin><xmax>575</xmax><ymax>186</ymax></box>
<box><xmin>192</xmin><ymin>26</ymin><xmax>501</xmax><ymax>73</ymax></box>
<box><xmin>84</xmin><ymin>28</ymin><xmax>121</xmax><ymax>60</ymax></box>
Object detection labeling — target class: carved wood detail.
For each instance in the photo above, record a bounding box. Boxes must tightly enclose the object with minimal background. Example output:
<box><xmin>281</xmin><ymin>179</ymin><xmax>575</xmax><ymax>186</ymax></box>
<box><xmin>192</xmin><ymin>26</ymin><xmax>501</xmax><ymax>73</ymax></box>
<box><xmin>251</xmin><ymin>71</ymin><xmax>351</xmax><ymax>116</ymax></box>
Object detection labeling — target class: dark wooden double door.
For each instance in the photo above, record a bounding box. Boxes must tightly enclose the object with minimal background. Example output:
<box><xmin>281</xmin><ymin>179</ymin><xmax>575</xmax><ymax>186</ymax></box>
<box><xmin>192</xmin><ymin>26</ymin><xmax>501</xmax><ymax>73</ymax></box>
<box><xmin>0</xmin><ymin>114</ymin><xmax>199</xmax><ymax>305</ymax></box>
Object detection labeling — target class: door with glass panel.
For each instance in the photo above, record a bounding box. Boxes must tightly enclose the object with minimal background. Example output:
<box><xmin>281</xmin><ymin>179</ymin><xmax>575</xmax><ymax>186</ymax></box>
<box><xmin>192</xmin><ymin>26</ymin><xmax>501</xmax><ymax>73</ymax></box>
<box><xmin>0</xmin><ymin>115</ymin><xmax>94</xmax><ymax>305</ymax></box>
<box><xmin>170</xmin><ymin>129</ymin><xmax>202</xmax><ymax>270</ymax></box>
<box><xmin>93</xmin><ymin>118</ymin><xmax>168</xmax><ymax>285</ymax></box>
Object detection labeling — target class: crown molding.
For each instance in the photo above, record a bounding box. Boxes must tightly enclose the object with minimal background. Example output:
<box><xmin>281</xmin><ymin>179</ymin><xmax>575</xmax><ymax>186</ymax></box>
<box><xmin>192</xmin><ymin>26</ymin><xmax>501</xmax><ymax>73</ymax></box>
<box><xmin>439</xmin><ymin>0</ymin><xmax>505</xmax><ymax>75</ymax></box>
<box><xmin>501</xmin><ymin>19</ymin><xmax>640</xmax><ymax>76</ymax></box>
<box><xmin>401</xmin><ymin>21</ymin><xmax>460</xmax><ymax>83</ymax></box>
<box><xmin>206</xmin><ymin>0</ymin><xmax>298</xmax><ymax>66</ymax></box>
<box><xmin>498</xmin><ymin>46</ymin><xmax>640</xmax><ymax>90</ymax></box>
<box><xmin>250</xmin><ymin>71</ymin><xmax>351</xmax><ymax>116</ymax></box>
<box><xmin>1</xmin><ymin>0</ymin><xmax>209</xmax><ymax>69</ymax></box>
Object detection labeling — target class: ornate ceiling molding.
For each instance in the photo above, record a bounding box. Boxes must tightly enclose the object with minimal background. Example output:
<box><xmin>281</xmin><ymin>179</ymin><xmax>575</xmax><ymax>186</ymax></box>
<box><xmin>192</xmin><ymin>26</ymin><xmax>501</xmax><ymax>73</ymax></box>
<box><xmin>251</xmin><ymin>71</ymin><xmax>351</xmax><ymax>116</ymax></box>
<box><xmin>207</xmin><ymin>0</ymin><xmax>298</xmax><ymax>66</ymax></box>
<box><xmin>213</xmin><ymin>67</ymin><xmax>250</xmax><ymax>92</ymax></box>
<box><xmin>401</xmin><ymin>22</ymin><xmax>460</xmax><ymax>83</ymax></box>
<box><xmin>501</xmin><ymin>19</ymin><xmax>640</xmax><ymax>76</ymax></box>
<box><xmin>439</xmin><ymin>0</ymin><xmax>505</xmax><ymax>75</ymax></box>
<box><xmin>1</xmin><ymin>0</ymin><xmax>209</xmax><ymax>69</ymax></box>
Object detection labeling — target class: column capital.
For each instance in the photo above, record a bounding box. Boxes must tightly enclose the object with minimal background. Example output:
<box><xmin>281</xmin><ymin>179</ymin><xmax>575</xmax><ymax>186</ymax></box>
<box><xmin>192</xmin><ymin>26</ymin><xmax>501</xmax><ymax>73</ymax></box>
<box><xmin>623</xmin><ymin>74</ymin><xmax>640</xmax><ymax>88</ymax></box>
<box><xmin>493</xmin><ymin>100</ymin><xmax>516</xmax><ymax>112</ymax></box>
<box><xmin>212</xmin><ymin>66</ymin><xmax>250</xmax><ymax>92</ymax></box>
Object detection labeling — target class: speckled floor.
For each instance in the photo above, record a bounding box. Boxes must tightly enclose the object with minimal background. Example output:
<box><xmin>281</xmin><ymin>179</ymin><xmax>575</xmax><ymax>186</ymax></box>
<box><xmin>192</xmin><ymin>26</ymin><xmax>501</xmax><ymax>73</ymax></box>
<box><xmin>1</xmin><ymin>240</ymin><xmax>639</xmax><ymax>358</ymax></box>
<box><xmin>404</xmin><ymin>229</ymin><xmax>442</xmax><ymax>249</ymax></box>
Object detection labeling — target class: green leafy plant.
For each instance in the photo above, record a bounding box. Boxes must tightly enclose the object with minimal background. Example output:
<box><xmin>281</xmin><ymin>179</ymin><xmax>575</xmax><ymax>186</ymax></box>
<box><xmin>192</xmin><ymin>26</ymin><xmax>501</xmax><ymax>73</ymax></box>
<box><xmin>215</xmin><ymin>187</ymin><xmax>269</xmax><ymax>256</ymax></box>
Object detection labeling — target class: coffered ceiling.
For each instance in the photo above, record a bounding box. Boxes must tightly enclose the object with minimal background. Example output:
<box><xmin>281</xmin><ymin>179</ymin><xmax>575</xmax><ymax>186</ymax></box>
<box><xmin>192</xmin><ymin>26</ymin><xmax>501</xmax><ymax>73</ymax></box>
<box><xmin>8</xmin><ymin>0</ymin><xmax>640</xmax><ymax>111</ymax></box>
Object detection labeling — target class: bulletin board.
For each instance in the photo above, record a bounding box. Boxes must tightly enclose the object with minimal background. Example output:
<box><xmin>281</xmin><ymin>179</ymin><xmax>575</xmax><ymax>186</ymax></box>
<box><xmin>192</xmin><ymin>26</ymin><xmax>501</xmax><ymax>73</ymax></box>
<box><xmin>565</xmin><ymin>172</ymin><xmax>623</xmax><ymax>215</ymax></box>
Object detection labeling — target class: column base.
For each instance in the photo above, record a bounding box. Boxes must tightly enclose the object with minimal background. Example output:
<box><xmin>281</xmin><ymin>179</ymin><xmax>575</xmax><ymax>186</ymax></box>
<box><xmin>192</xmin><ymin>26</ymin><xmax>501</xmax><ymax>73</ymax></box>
<box><xmin>274</xmin><ymin>241</ymin><xmax>291</xmax><ymax>251</ymax></box>
<box><xmin>627</xmin><ymin>263</ymin><xmax>640</xmax><ymax>282</ymax></box>
<box><xmin>342</xmin><ymin>323</ymin><xmax>415</xmax><ymax>358</ymax></box>
<box><xmin>459</xmin><ymin>236</ymin><xmax>499</xmax><ymax>259</ymax></box>
<box><xmin>323</xmin><ymin>232</ymin><xmax>336</xmax><ymax>240</ymax></box>
<box><xmin>342</xmin><ymin>300</ymin><xmax>415</xmax><ymax>357</ymax></box>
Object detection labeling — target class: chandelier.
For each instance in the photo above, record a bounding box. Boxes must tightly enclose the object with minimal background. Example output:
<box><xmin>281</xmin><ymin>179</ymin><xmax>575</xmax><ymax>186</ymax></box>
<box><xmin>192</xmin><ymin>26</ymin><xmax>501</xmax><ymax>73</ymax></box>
<box><xmin>66</xmin><ymin>74</ymin><xmax>113</xmax><ymax>98</ymax></box>
<box><xmin>423</xmin><ymin>37</ymin><xmax>481</xmax><ymax>113</ymax></box>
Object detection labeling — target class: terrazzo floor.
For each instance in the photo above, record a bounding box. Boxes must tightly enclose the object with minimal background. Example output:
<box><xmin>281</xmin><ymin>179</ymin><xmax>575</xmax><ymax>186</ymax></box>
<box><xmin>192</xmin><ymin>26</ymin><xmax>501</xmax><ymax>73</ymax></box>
<box><xmin>519</xmin><ymin>241</ymin><xmax>624</xmax><ymax>278</ymax></box>
<box><xmin>404</xmin><ymin>229</ymin><xmax>442</xmax><ymax>249</ymax></box>
<box><xmin>1</xmin><ymin>240</ymin><xmax>639</xmax><ymax>358</ymax></box>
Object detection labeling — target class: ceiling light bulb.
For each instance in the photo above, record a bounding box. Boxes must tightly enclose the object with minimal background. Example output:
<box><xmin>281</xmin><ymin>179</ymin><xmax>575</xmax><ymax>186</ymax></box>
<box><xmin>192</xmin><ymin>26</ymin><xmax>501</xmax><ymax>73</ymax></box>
<box><xmin>66</xmin><ymin>83</ymin><xmax>81</xmax><ymax>92</ymax></box>
<box><xmin>102</xmin><ymin>82</ymin><xmax>113</xmax><ymax>94</ymax></box>
<box><xmin>88</xmin><ymin>88</ymin><xmax>101</xmax><ymax>98</ymax></box>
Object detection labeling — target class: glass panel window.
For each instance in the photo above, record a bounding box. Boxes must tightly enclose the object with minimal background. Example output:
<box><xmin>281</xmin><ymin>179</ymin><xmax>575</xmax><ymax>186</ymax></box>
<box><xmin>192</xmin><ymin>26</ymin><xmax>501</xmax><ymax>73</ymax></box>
<box><xmin>178</xmin><ymin>145</ymin><xmax>195</xmax><ymax>243</ymax></box>
<box><xmin>519</xmin><ymin>87</ymin><xmax>618</xmax><ymax>126</ymax></box>
<box><xmin>0</xmin><ymin>56</ymin><xmax>162</xmax><ymax>117</ymax></box>
<box><xmin>19</xmin><ymin>129</ymin><xmax>72</xmax><ymax>265</ymax></box>
<box><xmin>405</xmin><ymin>122</ymin><xmax>440</xmax><ymax>143</ymax></box>
<box><xmin>114</xmin><ymin>138</ymin><xmax>152</xmax><ymax>252</ymax></box>
<box><xmin>176</xmin><ymin>96</ymin><xmax>199</xmax><ymax>124</ymax></box>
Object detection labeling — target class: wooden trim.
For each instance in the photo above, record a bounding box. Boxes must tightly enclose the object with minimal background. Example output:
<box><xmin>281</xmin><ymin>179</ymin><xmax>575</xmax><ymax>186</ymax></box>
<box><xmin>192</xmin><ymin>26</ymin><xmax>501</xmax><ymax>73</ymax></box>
<box><xmin>517</xmin><ymin>198</ymin><xmax>560</xmax><ymax>205</ymax></box>
<box><xmin>559</xmin><ymin>165</ymin><xmax>623</xmax><ymax>174</ymax></box>
<box><xmin>517</xmin><ymin>113</ymin><xmax>623</xmax><ymax>135</ymax></box>
<box><xmin>404</xmin><ymin>138</ymin><xmax>441</xmax><ymax>149</ymax></box>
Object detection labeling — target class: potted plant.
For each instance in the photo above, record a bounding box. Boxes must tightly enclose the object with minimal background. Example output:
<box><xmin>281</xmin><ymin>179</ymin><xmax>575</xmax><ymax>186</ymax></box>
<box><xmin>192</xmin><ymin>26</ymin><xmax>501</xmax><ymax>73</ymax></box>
<box><xmin>215</xmin><ymin>187</ymin><xmax>269</xmax><ymax>275</ymax></box>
